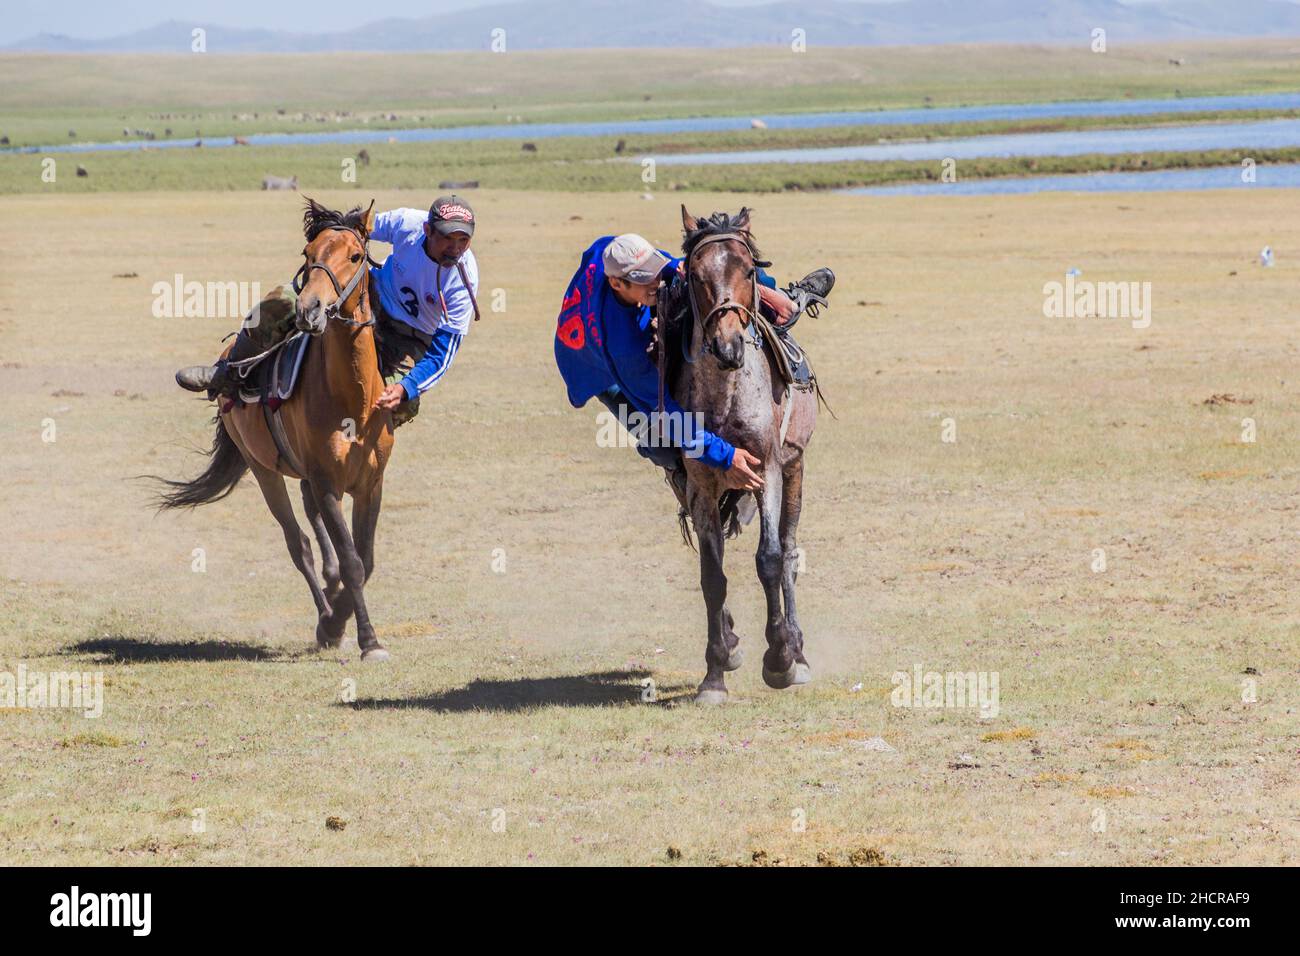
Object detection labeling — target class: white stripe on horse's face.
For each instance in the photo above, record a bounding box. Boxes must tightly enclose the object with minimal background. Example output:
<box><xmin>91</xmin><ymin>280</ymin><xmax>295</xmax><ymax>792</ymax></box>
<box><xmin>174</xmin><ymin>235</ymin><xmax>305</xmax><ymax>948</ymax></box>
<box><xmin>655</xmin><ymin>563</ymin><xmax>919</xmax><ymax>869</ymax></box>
<box><xmin>691</xmin><ymin>242</ymin><xmax>752</xmax><ymax>370</ymax></box>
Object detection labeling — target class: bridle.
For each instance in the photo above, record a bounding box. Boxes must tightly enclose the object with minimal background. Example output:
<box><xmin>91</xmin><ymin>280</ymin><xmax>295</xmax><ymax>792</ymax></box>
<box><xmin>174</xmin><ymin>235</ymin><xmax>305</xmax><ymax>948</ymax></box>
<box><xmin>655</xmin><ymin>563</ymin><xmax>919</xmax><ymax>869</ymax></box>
<box><xmin>683</xmin><ymin>232</ymin><xmax>766</xmax><ymax>365</ymax></box>
<box><xmin>655</xmin><ymin>230</ymin><xmax>767</xmax><ymax>417</ymax></box>
<box><xmin>292</xmin><ymin>225</ymin><xmax>380</xmax><ymax>328</ymax></box>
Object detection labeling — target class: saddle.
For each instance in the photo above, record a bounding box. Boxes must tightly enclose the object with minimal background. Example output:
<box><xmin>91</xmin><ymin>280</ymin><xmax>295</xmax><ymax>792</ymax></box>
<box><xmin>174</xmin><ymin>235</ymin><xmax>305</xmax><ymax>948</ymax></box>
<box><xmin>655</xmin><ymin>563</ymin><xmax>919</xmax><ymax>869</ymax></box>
<box><xmin>235</xmin><ymin>331</ymin><xmax>312</xmax><ymax>409</ymax></box>
<box><xmin>209</xmin><ymin>332</ymin><xmax>314</xmax><ymax>477</ymax></box>
<box><xmin>749</xmin><ymin>310</ymin><xmax>815</xmax><ymax>390</ymax></box>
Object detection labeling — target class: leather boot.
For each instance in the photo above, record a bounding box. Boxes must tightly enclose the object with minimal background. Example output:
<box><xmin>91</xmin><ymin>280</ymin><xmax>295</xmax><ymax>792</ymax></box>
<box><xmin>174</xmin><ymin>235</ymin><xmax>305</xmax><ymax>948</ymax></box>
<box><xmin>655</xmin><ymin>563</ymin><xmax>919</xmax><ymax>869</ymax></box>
<box><xmin>174</xmin><ymin>327</ymin><xmax>261</xmax><ymax>397</ymax></box>
<box><xmin>777</xmin><ymin>267</ymin><xmax>836</xmax><ymax>332</ymax></box>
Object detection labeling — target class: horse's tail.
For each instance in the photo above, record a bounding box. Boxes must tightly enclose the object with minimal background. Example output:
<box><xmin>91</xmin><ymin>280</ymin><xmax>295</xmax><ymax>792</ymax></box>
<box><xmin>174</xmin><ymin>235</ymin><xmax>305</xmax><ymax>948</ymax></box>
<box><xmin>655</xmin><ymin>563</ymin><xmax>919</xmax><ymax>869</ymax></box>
<box><xmin>152</xmin><ymin>416</ymin><xmax>249</xmax><ymax>510</ymax></box>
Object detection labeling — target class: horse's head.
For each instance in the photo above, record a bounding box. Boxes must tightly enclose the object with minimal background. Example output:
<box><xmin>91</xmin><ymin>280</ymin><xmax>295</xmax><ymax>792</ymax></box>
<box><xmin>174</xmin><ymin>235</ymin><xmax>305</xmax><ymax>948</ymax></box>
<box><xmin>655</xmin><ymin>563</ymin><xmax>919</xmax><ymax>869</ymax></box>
<box><xmin>681</xmin><ymin>205</ymin><xmax>760</xmax><ymax>371</ymax></box>
<box><xmin>295</xmin><ymin>198</ymin><xmax>375</xmax><ymax>335</ymax></box>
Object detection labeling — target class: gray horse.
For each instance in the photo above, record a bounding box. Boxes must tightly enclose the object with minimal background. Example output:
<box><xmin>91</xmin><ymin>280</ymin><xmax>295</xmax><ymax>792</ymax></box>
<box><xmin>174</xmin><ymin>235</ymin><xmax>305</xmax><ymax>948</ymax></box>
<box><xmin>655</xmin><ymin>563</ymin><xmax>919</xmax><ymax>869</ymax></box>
<box><xmin>666</xmin><ymin>206</ymin><xmax>818</xmax><ymax>704</ymax></box>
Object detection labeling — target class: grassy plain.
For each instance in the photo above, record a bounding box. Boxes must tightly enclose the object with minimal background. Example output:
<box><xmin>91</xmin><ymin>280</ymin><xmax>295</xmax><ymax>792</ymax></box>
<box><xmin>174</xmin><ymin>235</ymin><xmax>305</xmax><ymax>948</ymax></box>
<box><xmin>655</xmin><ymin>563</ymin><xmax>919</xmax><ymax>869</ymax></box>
<box><xmin>0</xmin><ymin>187</ymin><xmax>1296</xmax><ymax>865</ymax></box>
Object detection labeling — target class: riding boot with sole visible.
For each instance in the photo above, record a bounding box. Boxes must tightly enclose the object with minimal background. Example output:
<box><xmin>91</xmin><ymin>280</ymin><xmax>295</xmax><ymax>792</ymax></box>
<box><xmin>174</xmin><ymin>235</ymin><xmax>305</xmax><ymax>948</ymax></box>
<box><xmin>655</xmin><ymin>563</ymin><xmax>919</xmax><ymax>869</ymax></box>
<box><xmin>776</xmin><ymin>267</ymin><xmax>836</xmax><ymax>333</ymax></box>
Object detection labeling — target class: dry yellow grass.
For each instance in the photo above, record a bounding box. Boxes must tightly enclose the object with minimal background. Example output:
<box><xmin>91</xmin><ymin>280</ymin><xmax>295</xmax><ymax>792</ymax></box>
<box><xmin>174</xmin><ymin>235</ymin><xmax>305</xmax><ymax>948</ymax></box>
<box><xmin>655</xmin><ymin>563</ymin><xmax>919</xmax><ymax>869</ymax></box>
<box><xmin>1</xmin><ymin>187</ymin><xmax>1298</xmax><ymax>865</ymax></box>
<box><xmin>1086</xmin><ymin>786</ymin><xmax>1139</xmax><ymax>799</ymax></box>
<box><xmin>981</xmin><ymin>727</ymin><xmax>1038</xmax><ymax>742</ymax></box>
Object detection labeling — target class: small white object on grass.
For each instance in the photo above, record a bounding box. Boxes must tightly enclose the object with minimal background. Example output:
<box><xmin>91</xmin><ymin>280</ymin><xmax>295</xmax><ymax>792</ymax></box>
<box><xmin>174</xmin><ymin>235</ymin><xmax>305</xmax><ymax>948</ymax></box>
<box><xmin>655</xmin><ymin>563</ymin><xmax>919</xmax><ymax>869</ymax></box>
<box><xmin>1260</xmin><ymin>246</ymin><xmax>1274</xmax><ymax>267</ymax></box>
<box><xmin>862</xmin><ymin>736</ymin><xmax>896</xmax><ymax>752</ymax></box>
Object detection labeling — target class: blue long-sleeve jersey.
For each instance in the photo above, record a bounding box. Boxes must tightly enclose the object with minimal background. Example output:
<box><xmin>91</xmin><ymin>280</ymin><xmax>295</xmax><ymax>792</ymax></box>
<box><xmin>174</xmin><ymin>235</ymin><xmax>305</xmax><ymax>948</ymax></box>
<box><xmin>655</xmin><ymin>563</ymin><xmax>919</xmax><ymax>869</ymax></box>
<box><xmin>553</xmin><ymin>237</ymin><xmax>736</xmax><ymax>470</ymax></box>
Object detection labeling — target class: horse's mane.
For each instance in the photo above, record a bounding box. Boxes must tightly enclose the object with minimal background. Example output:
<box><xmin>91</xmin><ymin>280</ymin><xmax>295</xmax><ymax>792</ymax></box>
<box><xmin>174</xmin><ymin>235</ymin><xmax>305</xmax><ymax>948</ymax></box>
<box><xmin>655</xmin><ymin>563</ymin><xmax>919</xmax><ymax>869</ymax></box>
<box><xmin>658</xmin><ymin>267</ymin><xmax>690</xmax><ymax>353</ymax></box>
<box><xmin>680</xmin><ymin>208</ymin><xmax>765</xmax><ymax>263</ymax></box>
<box><xmin>302</xmin><ymin>198</ymin><xmax>368</xmax><ymax>242</ymax></box>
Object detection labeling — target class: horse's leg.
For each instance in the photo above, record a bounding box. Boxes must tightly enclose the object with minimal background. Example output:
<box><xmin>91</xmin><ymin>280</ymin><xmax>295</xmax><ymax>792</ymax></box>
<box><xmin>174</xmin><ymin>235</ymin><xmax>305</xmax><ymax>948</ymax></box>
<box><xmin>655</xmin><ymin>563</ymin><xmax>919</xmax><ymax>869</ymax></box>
<box><xmin>351</xmin><ymin>476</ymin><xmax>383</xmax><ymax>586</ymax></box>
<box><xmin>690</xmin><ymin>486</ymin><xmax>732</xmax><ymax>704</ymax></box>
<box><xmin>301</xmin><ymin>479</ymin><xmax>345</xmax><ymax>619</ymax></box>
<box><xmin>720</xmin><ymin>605</ymin><xmax>744</xmax><ymax>671</ymax></box>
<box><xmin>247</xmin><ymin>461</ymin><xmax>331</xmax><ymax>626</ymax></box>
<box><xmin>315</xmin><ymin>480</ymin><xmax>381</xmax><ymax>645</ymax></box>
<box><xmin>779</xmin><ymin>456</ymin><xmax>810</xmax><ymax>678</ymax></box>
<box><xmin>758</xmin><ymin>459</ymin><xmax>808</xmax><ymax>688</ymax></box>
<box><xmin>311</xmin><ymin>482</ymin><xmax>388</xmax><ymax>662</ymax></box>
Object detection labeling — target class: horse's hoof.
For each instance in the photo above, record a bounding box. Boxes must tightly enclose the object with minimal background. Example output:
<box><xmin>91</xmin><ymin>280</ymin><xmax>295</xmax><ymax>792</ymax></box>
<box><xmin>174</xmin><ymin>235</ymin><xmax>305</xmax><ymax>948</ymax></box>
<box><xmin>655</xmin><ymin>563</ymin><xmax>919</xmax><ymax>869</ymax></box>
<box><xmin>360</xmin><ymin>646</ymin><xmax>390</xmax><ymax>663</ymax></box>
<box><xmin>762</xmin><ymin>662</ymin><xmax>801</xmax><ymax>689</ymax></box>
<box><xmin>724</xmin><ymin>645</ymin><xmax>744</xmax><ymax>672</ymax></box>
<box><xmin>315</xmin><ymin>620</ymin><xmax>343</xmax><ymax>649</ymax></box>
<box><xmin>792</xmin><ymin>662</ymin><xmax>812</xmax><ymax>685</ymax></box>
<box><xmin>694</xmin><ymin>687</ymin><xmax>729</xmax><ymax>705</ymax></box>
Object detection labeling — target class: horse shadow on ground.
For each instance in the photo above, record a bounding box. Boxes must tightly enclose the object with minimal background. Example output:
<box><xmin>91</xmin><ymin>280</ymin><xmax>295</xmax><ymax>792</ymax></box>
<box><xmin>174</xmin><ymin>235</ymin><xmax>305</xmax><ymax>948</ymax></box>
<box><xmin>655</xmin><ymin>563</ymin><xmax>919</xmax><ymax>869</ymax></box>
<box><xmin>64</xmin><ymin>636</ymin><xmax>299</xmax><ymax>664</ymax></box>
<box><xmin>349</xmin><ymin>669</ymin><xmax>695</xmax><ymax>713</ymax></box>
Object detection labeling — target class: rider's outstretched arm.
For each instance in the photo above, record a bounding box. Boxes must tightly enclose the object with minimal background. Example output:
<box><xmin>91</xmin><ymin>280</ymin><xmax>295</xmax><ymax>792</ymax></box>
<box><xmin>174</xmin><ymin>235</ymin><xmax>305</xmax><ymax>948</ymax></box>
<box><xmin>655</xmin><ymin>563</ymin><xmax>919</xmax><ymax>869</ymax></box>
<box><xmin>399</xmin><ymin>327</ymin><xmax>463</xmax><ymax>400</ymax></box>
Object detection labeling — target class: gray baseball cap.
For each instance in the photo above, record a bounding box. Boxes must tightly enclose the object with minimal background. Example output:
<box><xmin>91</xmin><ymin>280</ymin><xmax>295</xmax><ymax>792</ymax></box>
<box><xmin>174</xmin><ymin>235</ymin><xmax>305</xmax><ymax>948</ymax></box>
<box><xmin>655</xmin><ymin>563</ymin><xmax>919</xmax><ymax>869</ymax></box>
<box><xmin>603</xmin><ymin>233</ymin><xmax>669</xmax><ymax>285</ymax></box>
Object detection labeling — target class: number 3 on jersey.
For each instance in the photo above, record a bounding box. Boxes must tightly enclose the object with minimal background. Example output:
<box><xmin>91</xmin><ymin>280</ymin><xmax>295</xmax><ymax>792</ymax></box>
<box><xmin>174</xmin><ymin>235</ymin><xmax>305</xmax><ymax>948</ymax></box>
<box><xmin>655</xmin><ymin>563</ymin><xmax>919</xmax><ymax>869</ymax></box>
<box><xmin>398</xmin><ymin>286</ymin><xmax>419</xmax><ymax>319</ymax></box>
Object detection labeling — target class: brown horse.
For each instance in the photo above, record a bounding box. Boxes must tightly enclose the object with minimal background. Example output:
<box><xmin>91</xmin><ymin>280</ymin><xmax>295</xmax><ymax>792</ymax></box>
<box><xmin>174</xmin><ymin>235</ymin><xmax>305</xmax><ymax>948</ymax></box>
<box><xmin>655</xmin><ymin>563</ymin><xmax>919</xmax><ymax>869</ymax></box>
<box><xmin>668</xmin><ymin>206</ymin><xmax>817</xmax><ymax>704</ymax></box>
<box><xmin>157</xmin><ymin>199</ymin><xmax>395</xmax><ymax>661</ymax></box>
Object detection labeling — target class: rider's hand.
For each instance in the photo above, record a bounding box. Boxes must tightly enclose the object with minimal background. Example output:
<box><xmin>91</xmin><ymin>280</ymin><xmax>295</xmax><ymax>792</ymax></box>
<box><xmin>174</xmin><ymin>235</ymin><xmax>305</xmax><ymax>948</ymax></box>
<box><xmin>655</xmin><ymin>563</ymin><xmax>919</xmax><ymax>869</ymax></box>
<box><xmin>725</xmin><ymin>448</ymin><xmax>765</xmax><ymax>491</ymax></box>
<box><xmin>375</xmin><ymin>383</ymin><xmax>406</xmax><ymax>411</ymax></box>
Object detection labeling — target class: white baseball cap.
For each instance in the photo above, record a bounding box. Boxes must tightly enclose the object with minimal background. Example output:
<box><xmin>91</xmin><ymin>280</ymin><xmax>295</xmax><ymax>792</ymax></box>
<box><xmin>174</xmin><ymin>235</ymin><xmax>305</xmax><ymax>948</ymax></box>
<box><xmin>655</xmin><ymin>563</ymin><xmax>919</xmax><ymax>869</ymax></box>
<box><xmin>603</xmin><ymin>234</ymin><xmax>670</xmax><ymax>285</ymax></box>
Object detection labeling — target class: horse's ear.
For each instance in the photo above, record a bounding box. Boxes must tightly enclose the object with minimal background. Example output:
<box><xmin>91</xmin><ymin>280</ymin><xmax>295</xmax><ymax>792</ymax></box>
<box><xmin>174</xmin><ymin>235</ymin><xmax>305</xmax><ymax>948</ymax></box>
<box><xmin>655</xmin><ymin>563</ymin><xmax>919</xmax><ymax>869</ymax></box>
<box><xmin>362</xmin><ymin>200</ymin><xmax>376</xmax><ymax>237</ymax></box>
<box><xmin>681</xmin><ymin>204</ymin><xmax>698</xmax><ymax>234</ymax></box>
<box><xmin>734</xmin><ymin>207</ymin><xmax>751</xmax><ymax>232</ymax></box>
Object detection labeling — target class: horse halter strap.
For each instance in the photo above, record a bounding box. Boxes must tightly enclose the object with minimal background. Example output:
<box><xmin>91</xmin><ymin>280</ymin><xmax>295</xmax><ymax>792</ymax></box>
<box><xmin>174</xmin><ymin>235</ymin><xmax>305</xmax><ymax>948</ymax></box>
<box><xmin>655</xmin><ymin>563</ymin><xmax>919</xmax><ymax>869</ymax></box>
<box><xmin>656</xmin><ymin>231</ymin><xmax>762</xmax><ymax>419</ymax></box>
<box><xmin>684</xmin><ymin>232</ymin><xmax>763</xmax><ymax>359</ymax></box>
<box><xmin>293</xmin><ymin>225</ymin><xmax>377</xmax><ymax>328</ymax></box>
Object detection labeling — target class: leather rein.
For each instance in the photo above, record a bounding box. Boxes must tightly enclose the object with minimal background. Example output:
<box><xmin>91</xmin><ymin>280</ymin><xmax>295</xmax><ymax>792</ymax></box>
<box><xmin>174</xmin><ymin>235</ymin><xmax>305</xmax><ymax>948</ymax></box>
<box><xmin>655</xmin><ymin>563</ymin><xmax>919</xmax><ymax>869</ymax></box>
<box><xmin>292</xmin><ymin>225</ymin><xmax>380</xmax><ymax>328</ymax></box>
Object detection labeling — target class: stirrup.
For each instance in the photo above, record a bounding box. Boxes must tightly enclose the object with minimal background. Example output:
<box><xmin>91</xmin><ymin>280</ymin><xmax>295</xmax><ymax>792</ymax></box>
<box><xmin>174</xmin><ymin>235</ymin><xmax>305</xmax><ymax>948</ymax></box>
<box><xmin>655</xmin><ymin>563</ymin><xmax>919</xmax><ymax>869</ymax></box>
<box><xmin>777</xmin><ymin>287</ymin><xmax>822</xmax><ymax>333</ymax></box>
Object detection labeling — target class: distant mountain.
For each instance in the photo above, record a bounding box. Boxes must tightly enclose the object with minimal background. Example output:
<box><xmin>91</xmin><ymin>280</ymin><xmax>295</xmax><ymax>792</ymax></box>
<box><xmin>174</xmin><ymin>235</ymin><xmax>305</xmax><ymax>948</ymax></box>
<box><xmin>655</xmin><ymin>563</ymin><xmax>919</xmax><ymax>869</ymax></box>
<box><xmin>10</xmin><ymin>0</ymin><xmax>1300</xmax><ymax>52</ymax></box>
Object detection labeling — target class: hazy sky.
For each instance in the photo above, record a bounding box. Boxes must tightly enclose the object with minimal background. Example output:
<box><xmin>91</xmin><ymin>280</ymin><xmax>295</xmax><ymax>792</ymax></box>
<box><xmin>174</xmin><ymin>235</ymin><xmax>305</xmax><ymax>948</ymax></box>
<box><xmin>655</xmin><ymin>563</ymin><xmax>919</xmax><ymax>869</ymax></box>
<box><xmin>1</xmin><ymin>0</ymin><xmax>1276</xmax><ymax>45</ymax></box>
<box><xmin>5</xmin><ymin>0</ymin><xmax>879</xmax><ymax>44</ymax></box>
